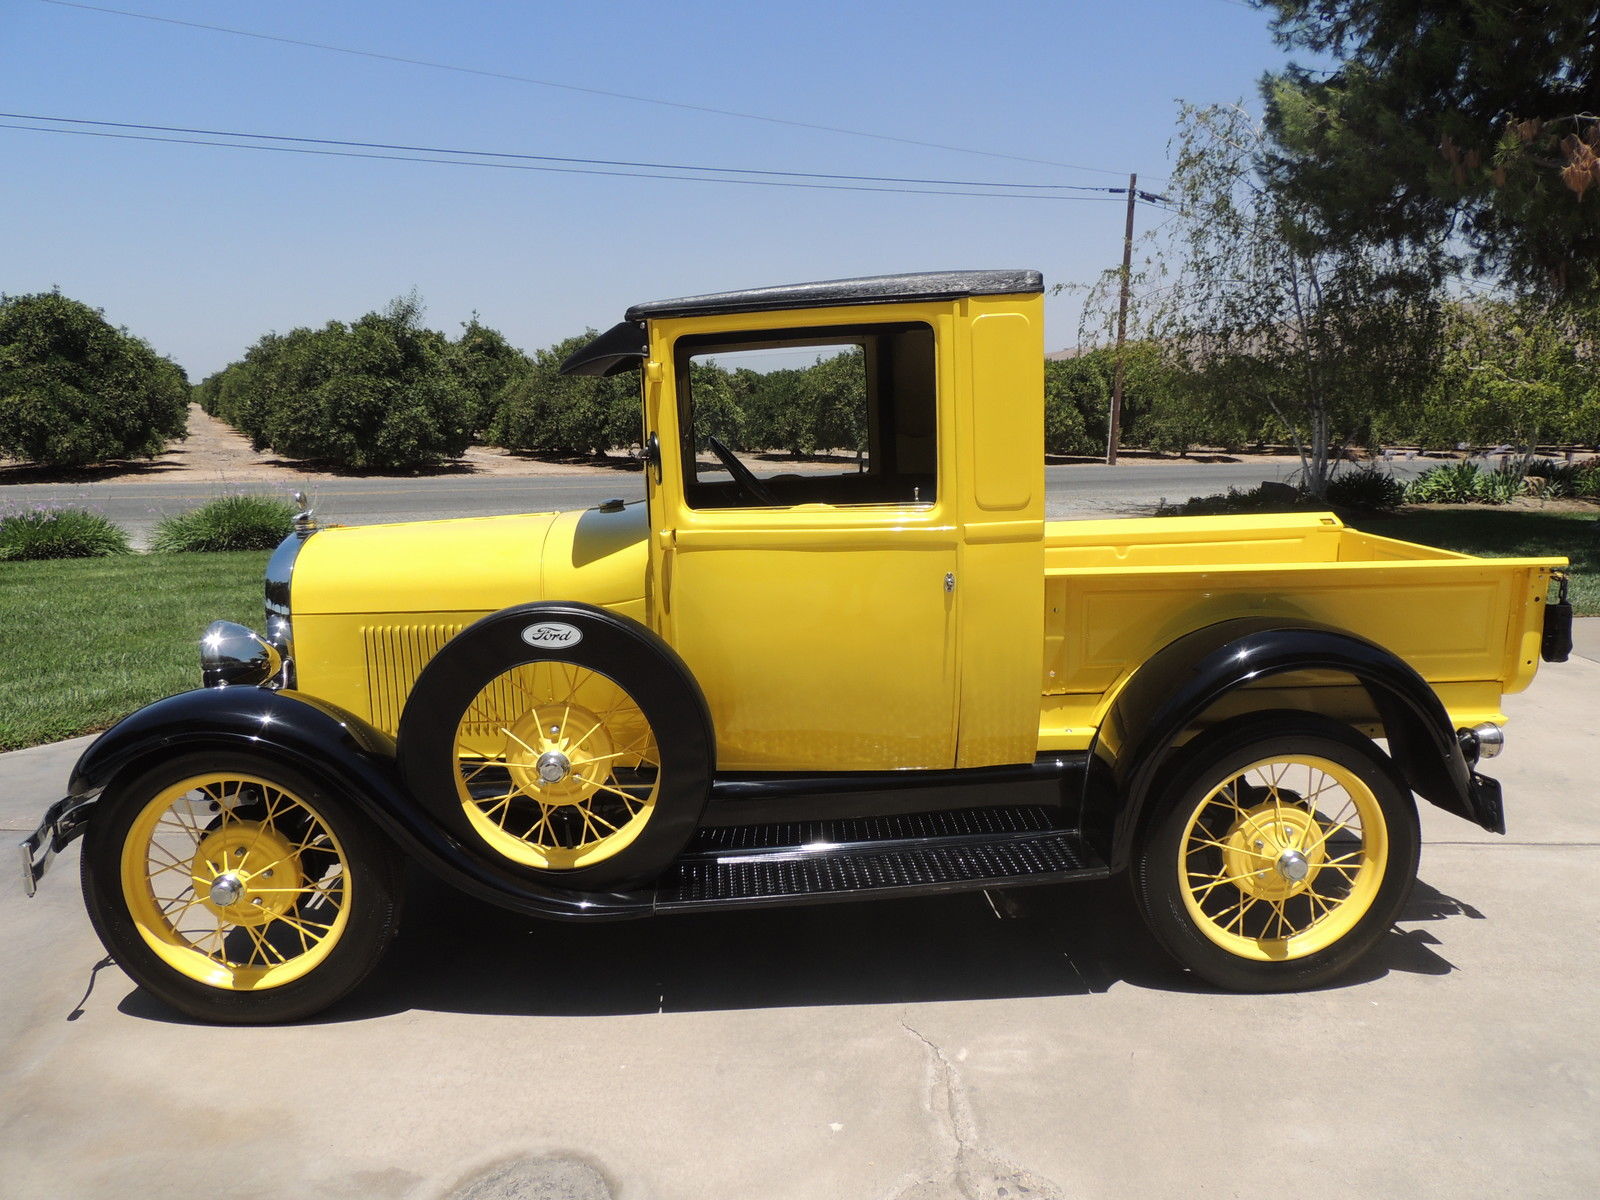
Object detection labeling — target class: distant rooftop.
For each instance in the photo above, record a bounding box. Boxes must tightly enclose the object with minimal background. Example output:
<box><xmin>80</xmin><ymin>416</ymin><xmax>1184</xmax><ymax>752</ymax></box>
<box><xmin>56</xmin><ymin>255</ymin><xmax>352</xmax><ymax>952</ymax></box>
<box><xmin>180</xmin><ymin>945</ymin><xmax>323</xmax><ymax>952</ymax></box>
<box><xmin>625</xmin><ymin>269</ymin><xmax>1044</xmax><ymax>322</ymax></box>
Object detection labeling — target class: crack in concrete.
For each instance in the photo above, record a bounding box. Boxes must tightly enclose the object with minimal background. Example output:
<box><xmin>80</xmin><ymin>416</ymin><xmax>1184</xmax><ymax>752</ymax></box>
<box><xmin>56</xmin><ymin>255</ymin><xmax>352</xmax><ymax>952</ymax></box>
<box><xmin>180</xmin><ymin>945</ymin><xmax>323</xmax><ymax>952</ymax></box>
<box><xmin>894</xmin><ymin>1020</ymin><xmax>1064</xmax><ymax>1200</ymax></box>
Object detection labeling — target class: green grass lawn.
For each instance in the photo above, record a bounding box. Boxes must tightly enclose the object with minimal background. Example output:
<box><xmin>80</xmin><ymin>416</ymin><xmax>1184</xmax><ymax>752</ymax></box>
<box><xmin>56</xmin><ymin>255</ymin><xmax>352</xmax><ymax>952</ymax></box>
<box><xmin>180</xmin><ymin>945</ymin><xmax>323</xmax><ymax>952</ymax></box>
<box><xmin>0</xmin><ymin>551</ymin><xmax>267</xmax><ymax>751</ymax></box>
<box><xmin>1346</xmin><ymin>505</ymin><xmax>1599</xmax><ymax>615</ymax></box>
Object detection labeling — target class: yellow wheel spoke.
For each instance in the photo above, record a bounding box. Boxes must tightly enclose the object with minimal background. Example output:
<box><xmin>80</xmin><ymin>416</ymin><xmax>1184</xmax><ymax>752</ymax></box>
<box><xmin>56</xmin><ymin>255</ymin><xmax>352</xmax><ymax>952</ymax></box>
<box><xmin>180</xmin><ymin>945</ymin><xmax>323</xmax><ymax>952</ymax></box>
<box><xmin>575</xmin><ymin>775</ymin><xmax>652</xmax><ymax>806</ymax></box>
<box><xmin>583</xmin><ymin>806</ymin><xmax>620</xmax><ymax>834</ymax></box>
<box><xmin>161</xmin><ymin>895</ymin><xmax>207</xmax><ymax>920</ymax></box>
<box><xmin>1303</xmin><ymin>818</ymin><xmax>1357</xmax><ymax>857</ymax></box>
<box><xmin>1190</xmin><ymin>868</ymin><xmax>1266</xmax><ymax>899</ymax></box>
<box><xmin>566</xmin><ymin>720</ymin><xmax>605</xmax><ymax>753</ymax></box>
<box><xmin>501</xmin><ymin>727</ymin><xmax>541</xmax><ymax>757</ymax></box>
<box><xmin>148</xmin><ymin>843</ymin><xmax>192</xmax><ymax>872</ymax></box>
<box><xmin>1187</xmin><ymin>836</ymin><xmax>1272</xmax><ymax>860</ymax></box>
<box><xmin>1223</xmin><ymin>895</ymin><xmax>1260</xmax><ymax>934</ymax></box>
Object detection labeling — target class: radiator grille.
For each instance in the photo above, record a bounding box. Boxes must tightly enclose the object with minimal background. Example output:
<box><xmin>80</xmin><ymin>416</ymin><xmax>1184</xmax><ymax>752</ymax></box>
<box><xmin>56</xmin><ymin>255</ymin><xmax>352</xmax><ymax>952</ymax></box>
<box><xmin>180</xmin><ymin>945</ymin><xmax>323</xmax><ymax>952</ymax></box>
<box><xmin>362</xmin><ymin>623</ymin><xmax>464</xmax><ymax>734</ymax></box>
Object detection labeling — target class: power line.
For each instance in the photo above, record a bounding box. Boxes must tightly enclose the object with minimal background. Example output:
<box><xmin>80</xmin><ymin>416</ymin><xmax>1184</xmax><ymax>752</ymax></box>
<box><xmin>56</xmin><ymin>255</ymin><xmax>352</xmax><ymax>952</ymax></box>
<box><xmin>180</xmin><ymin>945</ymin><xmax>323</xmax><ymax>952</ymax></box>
<box><xmin>0</xmin><ymin>113</ymin><xmax>1138</xmax><ymax>194</ymax></box>
<box><xmin>0</xmin><ymin>121</ymin><xmax>1140</xmax><ymax>202</ymax></box>
<box><xmin>35</xmin><ymin>0</ymin><xmax>1164</xmax><ymax>181</ymax></box>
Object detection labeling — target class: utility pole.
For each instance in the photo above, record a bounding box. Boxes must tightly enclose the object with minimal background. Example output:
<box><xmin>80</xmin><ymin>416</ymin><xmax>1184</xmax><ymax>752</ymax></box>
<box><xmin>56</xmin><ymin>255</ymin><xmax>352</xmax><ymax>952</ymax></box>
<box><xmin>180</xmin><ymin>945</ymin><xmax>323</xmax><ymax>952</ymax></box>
<box><xmin>1106</xmin><ymin>171</ymin><xmax>1138</xmax><ymax>466</ymax></box>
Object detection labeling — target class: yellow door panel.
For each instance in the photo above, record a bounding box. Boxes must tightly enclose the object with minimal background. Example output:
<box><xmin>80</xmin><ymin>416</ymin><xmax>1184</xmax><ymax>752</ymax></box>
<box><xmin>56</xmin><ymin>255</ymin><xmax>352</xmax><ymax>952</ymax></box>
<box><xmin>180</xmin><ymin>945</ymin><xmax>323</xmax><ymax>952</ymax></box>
<box><xmin>667</xmin><ymin>524</ymin><xmax>958</xmax><ymax>771</ymax></box>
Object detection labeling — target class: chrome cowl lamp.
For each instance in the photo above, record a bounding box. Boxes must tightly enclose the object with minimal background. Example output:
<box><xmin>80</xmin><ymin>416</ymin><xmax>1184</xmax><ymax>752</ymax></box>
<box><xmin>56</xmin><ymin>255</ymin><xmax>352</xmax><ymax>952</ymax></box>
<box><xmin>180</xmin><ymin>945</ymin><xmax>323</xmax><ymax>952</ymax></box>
<box><xmin>200</xmin><ymin>620</ymin><xmax>284</xmax><ymax>689</ymax></box>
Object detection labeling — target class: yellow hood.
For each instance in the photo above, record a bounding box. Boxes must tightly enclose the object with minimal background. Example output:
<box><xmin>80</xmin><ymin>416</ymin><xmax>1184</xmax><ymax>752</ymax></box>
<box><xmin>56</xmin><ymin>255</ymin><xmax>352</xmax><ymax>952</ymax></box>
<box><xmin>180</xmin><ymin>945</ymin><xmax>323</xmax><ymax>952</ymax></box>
<box><xmin>290</xmin><ymin>503</ymin><xmax>648</xmax><ymax>616</ymax></box>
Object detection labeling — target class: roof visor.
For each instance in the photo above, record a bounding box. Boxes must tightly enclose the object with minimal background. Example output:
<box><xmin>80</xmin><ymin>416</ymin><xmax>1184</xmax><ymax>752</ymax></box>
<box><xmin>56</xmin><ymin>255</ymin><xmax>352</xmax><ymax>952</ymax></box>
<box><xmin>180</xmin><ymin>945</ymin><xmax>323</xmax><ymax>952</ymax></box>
<box><xmin>558</xmin><ymin>321</ymin><xmax>648</xmax><ymax>377</ymax></box>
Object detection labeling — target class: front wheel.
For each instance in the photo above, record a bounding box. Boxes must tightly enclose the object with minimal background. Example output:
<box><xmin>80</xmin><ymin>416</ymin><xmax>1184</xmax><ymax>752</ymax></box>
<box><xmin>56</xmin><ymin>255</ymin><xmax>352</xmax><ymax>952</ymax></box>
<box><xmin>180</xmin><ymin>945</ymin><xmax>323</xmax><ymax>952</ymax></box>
<box><xmin>81</xmin><ymin>752</ymin><xmax>403</xmax><ymax>1023</ymax></box>
<box><xmin>1133</xmin><ymin>716</ymin><xmax>1420</xmax><ymax>991</ymax></box>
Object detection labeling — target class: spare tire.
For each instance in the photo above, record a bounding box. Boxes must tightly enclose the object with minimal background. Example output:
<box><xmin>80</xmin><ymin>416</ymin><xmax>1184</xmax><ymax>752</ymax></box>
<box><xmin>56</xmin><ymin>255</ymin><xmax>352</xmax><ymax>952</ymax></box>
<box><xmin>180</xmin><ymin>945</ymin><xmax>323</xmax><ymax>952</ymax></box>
<box><xmin>397</xmin><ymin>602</ymin><xmax>713</xmax><ymax>891</ymax></box>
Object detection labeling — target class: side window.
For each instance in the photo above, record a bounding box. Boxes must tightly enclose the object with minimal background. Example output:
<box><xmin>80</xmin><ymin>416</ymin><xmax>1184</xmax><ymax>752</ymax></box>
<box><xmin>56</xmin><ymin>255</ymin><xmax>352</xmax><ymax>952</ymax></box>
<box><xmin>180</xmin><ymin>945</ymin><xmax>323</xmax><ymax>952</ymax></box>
<box><xmin>677</xmin><ymin>322</ymin><xmax>936</xmax><ymax>510</ymax></box>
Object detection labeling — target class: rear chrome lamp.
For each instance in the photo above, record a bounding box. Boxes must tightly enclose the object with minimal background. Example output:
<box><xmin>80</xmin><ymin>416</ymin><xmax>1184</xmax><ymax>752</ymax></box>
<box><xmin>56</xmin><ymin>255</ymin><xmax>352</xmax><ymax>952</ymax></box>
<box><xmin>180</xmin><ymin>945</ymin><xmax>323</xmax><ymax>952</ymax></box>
<box><xmin>201</xmin><ymin>620</ymin><xmax>284</xmax><ymax>689</ymax></box>
<box><xmin>1458</xmin><ymin>722</ymin><xmax>1506</xmax><ymax>763</ymax></box>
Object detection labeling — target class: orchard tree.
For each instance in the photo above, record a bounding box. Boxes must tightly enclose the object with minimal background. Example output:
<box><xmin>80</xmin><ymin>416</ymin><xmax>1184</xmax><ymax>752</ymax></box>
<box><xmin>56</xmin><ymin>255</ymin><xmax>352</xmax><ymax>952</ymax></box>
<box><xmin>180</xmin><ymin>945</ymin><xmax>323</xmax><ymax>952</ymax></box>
<box><xmin>0</xmin><ymin>291</ymin><xmax>188</xmax><ymax>467</ymax></box>
<box><xmin>452</xmin><ymin>317</ymin><xmax>528</xmax><ymax>437</ymax></box>
<box><xmin>1156</xmin><ymin>103</ymin><xmax>1443</xmax><ymax>497</ymax></box>
<box><xmin>211</xmin><ymin>295</ymin><xmax>474</xmax><ymax>471</ymax></box>
<box><xmin>805</xmin><ymin>348</ymin><xmax>867</xmax><ymax>459</ymax></box>
<box><xmin>489</xmin><ymin>331</ymin><xmax>640</xmax><ymax>456</ymax></box>
<box><xmin>1043</xmin><ymin>356</ymin><xmax>1106</xmax><ymax>456</ymax></box>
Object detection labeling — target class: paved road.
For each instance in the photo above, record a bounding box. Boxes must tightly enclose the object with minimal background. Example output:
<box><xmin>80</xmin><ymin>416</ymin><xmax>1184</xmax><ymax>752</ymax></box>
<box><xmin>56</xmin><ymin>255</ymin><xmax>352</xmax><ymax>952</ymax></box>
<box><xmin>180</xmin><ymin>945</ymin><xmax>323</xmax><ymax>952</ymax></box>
<box><xmin>1</xmin><ymin>457</ymin><xmax>1440</xmax><ymax>542</ymax></box>
<box><xmin>2</xmin><ymin>629</ymin><xmax>1596</xmax><ymax>1199</ymax></box>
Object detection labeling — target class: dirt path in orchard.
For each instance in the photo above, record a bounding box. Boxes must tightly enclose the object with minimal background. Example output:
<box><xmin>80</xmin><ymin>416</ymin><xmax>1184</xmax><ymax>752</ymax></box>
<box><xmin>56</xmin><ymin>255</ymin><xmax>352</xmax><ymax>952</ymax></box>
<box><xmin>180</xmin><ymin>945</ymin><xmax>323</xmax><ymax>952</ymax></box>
<box><xmin>1</xmin><ymin>404</ymin><xmax>1304</xmax><ymax>486</ymax></box>
<box><xmin>0</xmin><ymin>405</ymin><xmax>648</xmax><ymax>485</ymax></box>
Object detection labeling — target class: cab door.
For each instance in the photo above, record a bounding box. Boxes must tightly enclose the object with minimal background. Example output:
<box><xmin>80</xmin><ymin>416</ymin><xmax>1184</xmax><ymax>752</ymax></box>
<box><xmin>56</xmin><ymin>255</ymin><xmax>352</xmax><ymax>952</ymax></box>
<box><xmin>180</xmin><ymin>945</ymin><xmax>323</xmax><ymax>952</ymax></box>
<box><xmin>644</xmin><ymin>311</ymin><xmax>960</xmax><ymax>773</ymax></box>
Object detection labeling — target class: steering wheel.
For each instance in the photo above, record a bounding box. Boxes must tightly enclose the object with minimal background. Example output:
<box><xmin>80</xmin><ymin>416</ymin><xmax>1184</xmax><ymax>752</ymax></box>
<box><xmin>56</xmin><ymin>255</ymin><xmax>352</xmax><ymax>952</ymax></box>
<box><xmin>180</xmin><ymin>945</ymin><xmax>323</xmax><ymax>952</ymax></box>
<box><xmin>706</xmin><ymin>436</ymin><xmax>776</xmax><ymax>505</ymax></box>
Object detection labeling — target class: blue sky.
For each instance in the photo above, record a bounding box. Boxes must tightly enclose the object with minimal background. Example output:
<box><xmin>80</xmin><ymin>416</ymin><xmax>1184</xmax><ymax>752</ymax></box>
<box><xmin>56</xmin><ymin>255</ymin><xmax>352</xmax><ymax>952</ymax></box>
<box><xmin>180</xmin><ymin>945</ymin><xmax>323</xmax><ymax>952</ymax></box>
<box><xmin>3</xmin><ymin>0</ymin><xmax>1288</xmax><ymax>376</ymax></box>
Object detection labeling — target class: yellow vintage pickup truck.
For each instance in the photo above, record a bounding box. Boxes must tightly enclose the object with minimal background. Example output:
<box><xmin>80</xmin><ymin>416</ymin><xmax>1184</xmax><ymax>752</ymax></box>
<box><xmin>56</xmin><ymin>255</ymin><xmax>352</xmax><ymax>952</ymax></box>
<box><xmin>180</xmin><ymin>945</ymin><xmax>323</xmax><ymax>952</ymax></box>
<box><xmin>22</xmin><ymin>270</ymin><xmax>1573</xmax><ymax>1022</ymax></box>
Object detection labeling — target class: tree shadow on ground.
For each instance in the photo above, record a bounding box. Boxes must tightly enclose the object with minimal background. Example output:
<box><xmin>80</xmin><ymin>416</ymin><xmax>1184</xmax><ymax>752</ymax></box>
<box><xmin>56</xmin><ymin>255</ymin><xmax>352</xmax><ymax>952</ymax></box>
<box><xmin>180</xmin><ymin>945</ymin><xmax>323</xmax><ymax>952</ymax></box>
<box><xmin>0</xmin><ymin>456</ymin><xmax>189</xmax><ymax>483</ymax></box>
<box><xmin>117</xmin><ymin>871</ymin><xmax>1473</xmax><ymax>1025</ymax></box>
<box><xmin>492</xmin><ymin>450</ymin><xmax>645</xmax><ymax>473</ymax></box>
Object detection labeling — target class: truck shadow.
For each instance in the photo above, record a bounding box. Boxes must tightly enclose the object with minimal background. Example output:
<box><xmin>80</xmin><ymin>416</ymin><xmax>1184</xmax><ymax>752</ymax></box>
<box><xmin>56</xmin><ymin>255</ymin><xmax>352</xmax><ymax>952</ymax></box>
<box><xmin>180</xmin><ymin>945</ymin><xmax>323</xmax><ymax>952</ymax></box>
<box><xmin>114</xmin><ymin>874</ymin><xmax>1471</xmax><ymax>1025</ymax></box>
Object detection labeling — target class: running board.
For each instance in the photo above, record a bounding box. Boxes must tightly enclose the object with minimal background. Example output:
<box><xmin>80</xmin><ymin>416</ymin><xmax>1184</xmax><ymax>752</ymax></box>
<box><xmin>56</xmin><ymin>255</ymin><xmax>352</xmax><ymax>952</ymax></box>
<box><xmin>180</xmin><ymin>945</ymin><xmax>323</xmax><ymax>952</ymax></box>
<box><xmin>653</xmin><ymin>805</ymin><xmax>1108</xmax><ymax>911</ymax></box>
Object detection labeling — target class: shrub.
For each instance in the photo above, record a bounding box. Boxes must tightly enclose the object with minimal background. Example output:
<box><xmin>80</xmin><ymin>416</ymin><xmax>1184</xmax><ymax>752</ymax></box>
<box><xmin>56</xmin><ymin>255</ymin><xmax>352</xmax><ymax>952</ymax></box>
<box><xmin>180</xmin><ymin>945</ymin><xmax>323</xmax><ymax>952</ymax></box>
<box><xmin>1517</xmin><ymin>457</ymin><xmax>1600</xmax><ymax>500</ymax></box>
<box><xmin>0</xmin><ymin>292</ymin><xmax>188</xmax><ymax>467</ymax></box>
<box><xmin>1405</xmin><ymin>460</ymin><xmax>1535</xmax><ymax>505</ymax></box>
<box><xmin>0</xmin><ymin>507</ymin><xmax>130</xmax><ymax>560</ymax></box>
<box><xmin>1156</xmin><ymin>482</ymin><xmax>1312</xmax><ymax>516</ymax></box>
<box><xmin>1326</xmin><ymin>467</ymin><xmax>1406</xmax><ymax>511</ymax></box>
<box><xmin>1406</xmin><ymin>461</ymin><xmax>1491</xmax><ymax>504</ymax></box>
<box><xmin>150</xmin><ymin>494</ymin><xmax>296</xmax><ymax>553</ymax></box>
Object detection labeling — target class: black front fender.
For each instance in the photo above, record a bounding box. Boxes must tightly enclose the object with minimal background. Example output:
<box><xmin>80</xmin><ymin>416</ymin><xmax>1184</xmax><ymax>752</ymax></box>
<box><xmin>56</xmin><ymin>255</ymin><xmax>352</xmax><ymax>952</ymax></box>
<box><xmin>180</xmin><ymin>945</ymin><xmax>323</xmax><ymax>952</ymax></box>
<box><xmin>1090</xmin><ymin>618</ymin><xmax>1501</xmax><ymax>871</ymax></box>
<box><xmin>67</xmin><ymin>687</ymin><xmax>652</xmax><ymax>919</ymax></box>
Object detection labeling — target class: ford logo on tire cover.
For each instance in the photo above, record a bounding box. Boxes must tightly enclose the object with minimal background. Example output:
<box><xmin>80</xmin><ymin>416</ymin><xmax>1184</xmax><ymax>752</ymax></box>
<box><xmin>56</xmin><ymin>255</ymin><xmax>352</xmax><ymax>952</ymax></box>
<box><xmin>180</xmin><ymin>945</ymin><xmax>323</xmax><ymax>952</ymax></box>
<box><xmin>521</xmin><ymin>621</ymin><xmax>583</xmax><ymax>649</ymax></box>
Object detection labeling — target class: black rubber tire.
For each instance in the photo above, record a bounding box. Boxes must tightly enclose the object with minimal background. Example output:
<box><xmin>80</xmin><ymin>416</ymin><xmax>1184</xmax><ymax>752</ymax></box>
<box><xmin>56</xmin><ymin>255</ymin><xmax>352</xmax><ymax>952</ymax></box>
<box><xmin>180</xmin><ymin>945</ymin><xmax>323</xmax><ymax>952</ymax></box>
<box><xmin>81</xmin><ymin>750</ymin><xmax>404</xmax><ymax>1024</ymax></box>
<box><xmin>397</xmin><ymin>602</ymin><xmax>713</xmax><ymax>891</ymax></box>
<box><xmin>1132</xmin><ymin>715</ymin><xmax>1420</xmax><ymax>992</ymax></box>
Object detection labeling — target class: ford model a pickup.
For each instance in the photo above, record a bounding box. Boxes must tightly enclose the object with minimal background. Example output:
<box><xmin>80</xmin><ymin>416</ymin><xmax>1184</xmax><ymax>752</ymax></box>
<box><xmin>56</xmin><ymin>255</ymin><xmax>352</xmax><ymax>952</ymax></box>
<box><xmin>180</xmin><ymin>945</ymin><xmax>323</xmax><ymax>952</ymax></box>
<box><xmin>21</xmin><ymin>270</ymin><xmax>1573</xmax><ymax>1022</ymax></box>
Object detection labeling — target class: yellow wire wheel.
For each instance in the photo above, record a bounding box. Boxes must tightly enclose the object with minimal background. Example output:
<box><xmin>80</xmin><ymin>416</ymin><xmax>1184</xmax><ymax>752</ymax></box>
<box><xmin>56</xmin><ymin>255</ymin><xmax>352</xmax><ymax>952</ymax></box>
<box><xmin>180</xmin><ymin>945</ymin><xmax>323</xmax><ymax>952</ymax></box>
<box><xmin>1177</xmin><ymin>754</ymin><xmax>1388</xmax><ymax>960</ymax></box>
<box><xmin>1135</xmin><ymin>716</ymin><xmax>1419</xmax><ymax>991</ymax></box>
<box><xmin>397</xmin><ymin>604</ymin><xmax>714</xmax><ymax>890</ymax></box>
<box><xmin>117</xmin><ymin>772</ymin><xmax>350</xmax><ymax>989</ymax></box>
<box><xmin>452</xmin><ymin>661</ymin><xmax>661</xmax><ymax>870</ymax></box>
<box><xmin>82</xmin><ymin>751</ymin><xmax>402</xmax><ymax>1023</ymax></box>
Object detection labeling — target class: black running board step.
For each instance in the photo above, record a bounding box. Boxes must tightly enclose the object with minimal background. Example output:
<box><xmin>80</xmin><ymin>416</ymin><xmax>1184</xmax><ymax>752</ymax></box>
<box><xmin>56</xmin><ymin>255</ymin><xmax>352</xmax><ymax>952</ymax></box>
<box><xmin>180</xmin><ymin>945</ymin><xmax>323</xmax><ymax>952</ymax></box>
<box><xmin>654</xmin><ymin>829</ymin><xmax>1108</xmax><ymax>912</ymax></box>
<box><xmin>682</xmin><ymin>804</ymin><xmax>1062</xmax><ymax>857</ymax></box>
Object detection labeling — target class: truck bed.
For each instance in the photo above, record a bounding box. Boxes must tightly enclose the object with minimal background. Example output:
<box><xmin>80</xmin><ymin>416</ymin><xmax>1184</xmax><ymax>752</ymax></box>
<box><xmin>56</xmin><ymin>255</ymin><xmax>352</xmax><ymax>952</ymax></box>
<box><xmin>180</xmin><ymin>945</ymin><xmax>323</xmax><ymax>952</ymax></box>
<box><xmin>1039</xmin><ymin>512</ymin><xmax>1564</xmax><ymax>752</ymax></box>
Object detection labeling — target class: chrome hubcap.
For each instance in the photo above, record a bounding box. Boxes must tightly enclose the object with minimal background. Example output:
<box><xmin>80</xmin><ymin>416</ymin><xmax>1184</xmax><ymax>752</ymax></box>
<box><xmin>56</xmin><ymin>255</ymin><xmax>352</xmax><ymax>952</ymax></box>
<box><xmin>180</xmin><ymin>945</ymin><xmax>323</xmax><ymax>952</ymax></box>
<box><xmin>536</xmin><ymin>750</ymin><xmax>571</xmax><ymax>784</ymax></box>
<box><xmin>208</xmin><ymin>872</ymin><xmax>244</xmax><ymax>907</ymax></box>
<box><xmin>1276</xmin><ymin>849</ymin><xmax>1310</xmax><ymax>883</ymax></box>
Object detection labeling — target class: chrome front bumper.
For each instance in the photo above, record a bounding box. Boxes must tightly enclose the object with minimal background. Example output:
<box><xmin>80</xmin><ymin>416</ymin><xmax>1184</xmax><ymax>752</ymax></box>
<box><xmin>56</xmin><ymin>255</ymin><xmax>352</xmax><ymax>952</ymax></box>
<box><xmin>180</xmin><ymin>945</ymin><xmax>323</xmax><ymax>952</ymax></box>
<box><xmin>18</xmin><ymin>794</ymin><xmax>95</xmax><ymax>897</ymax></box>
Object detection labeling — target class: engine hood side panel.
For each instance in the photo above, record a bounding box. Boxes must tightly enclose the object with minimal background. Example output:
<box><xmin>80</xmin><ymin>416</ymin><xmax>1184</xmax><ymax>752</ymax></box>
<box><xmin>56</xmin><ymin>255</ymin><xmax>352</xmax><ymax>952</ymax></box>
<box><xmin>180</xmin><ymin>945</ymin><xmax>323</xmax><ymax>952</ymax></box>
<box><xmin>287</xmin><ymin>505</ymin><xmax>649</xmax><ymax>736</ymax></box>
<box><xmin>291</xmin><ymin>511</ymin><xmax>562</xmax><ymax>616</ymax></box>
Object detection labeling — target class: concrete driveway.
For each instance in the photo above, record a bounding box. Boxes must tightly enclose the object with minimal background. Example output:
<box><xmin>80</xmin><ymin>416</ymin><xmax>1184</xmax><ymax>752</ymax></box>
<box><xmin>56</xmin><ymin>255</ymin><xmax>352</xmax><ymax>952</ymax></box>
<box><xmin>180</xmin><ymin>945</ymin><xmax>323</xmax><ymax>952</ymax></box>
<box><xmin>2</xmin><ymin>637</ymin><xmax>1596</xmax><ymax>1199</ymax></box>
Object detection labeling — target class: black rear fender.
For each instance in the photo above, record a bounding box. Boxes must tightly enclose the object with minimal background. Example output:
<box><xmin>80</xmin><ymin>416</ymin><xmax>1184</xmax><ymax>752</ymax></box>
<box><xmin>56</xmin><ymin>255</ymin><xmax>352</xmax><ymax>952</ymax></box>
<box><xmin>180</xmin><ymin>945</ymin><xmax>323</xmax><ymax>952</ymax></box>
<box><xmin>67</xmin><ymin>687</ymin><xmax>650</xmax><ymax>919</ymax></box>
<box><xmin>1088</xmin><ymin>618</ymin><xmax>1499</xmax><ymax>871</ymax></box>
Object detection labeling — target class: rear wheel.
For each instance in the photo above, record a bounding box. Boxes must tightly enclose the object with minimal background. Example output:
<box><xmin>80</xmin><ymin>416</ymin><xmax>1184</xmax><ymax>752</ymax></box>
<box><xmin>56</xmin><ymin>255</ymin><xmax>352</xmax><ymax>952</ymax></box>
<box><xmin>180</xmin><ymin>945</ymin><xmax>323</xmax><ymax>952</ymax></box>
<box><xmin>1133</xmin><ymin>716</ymin><xmax>1420</xmax><ymax>991</ymax></box>
<box><xmin>82</xmin><ymin>752</ymin><xmax>402</xmax><ymax>1023</ymax></box>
